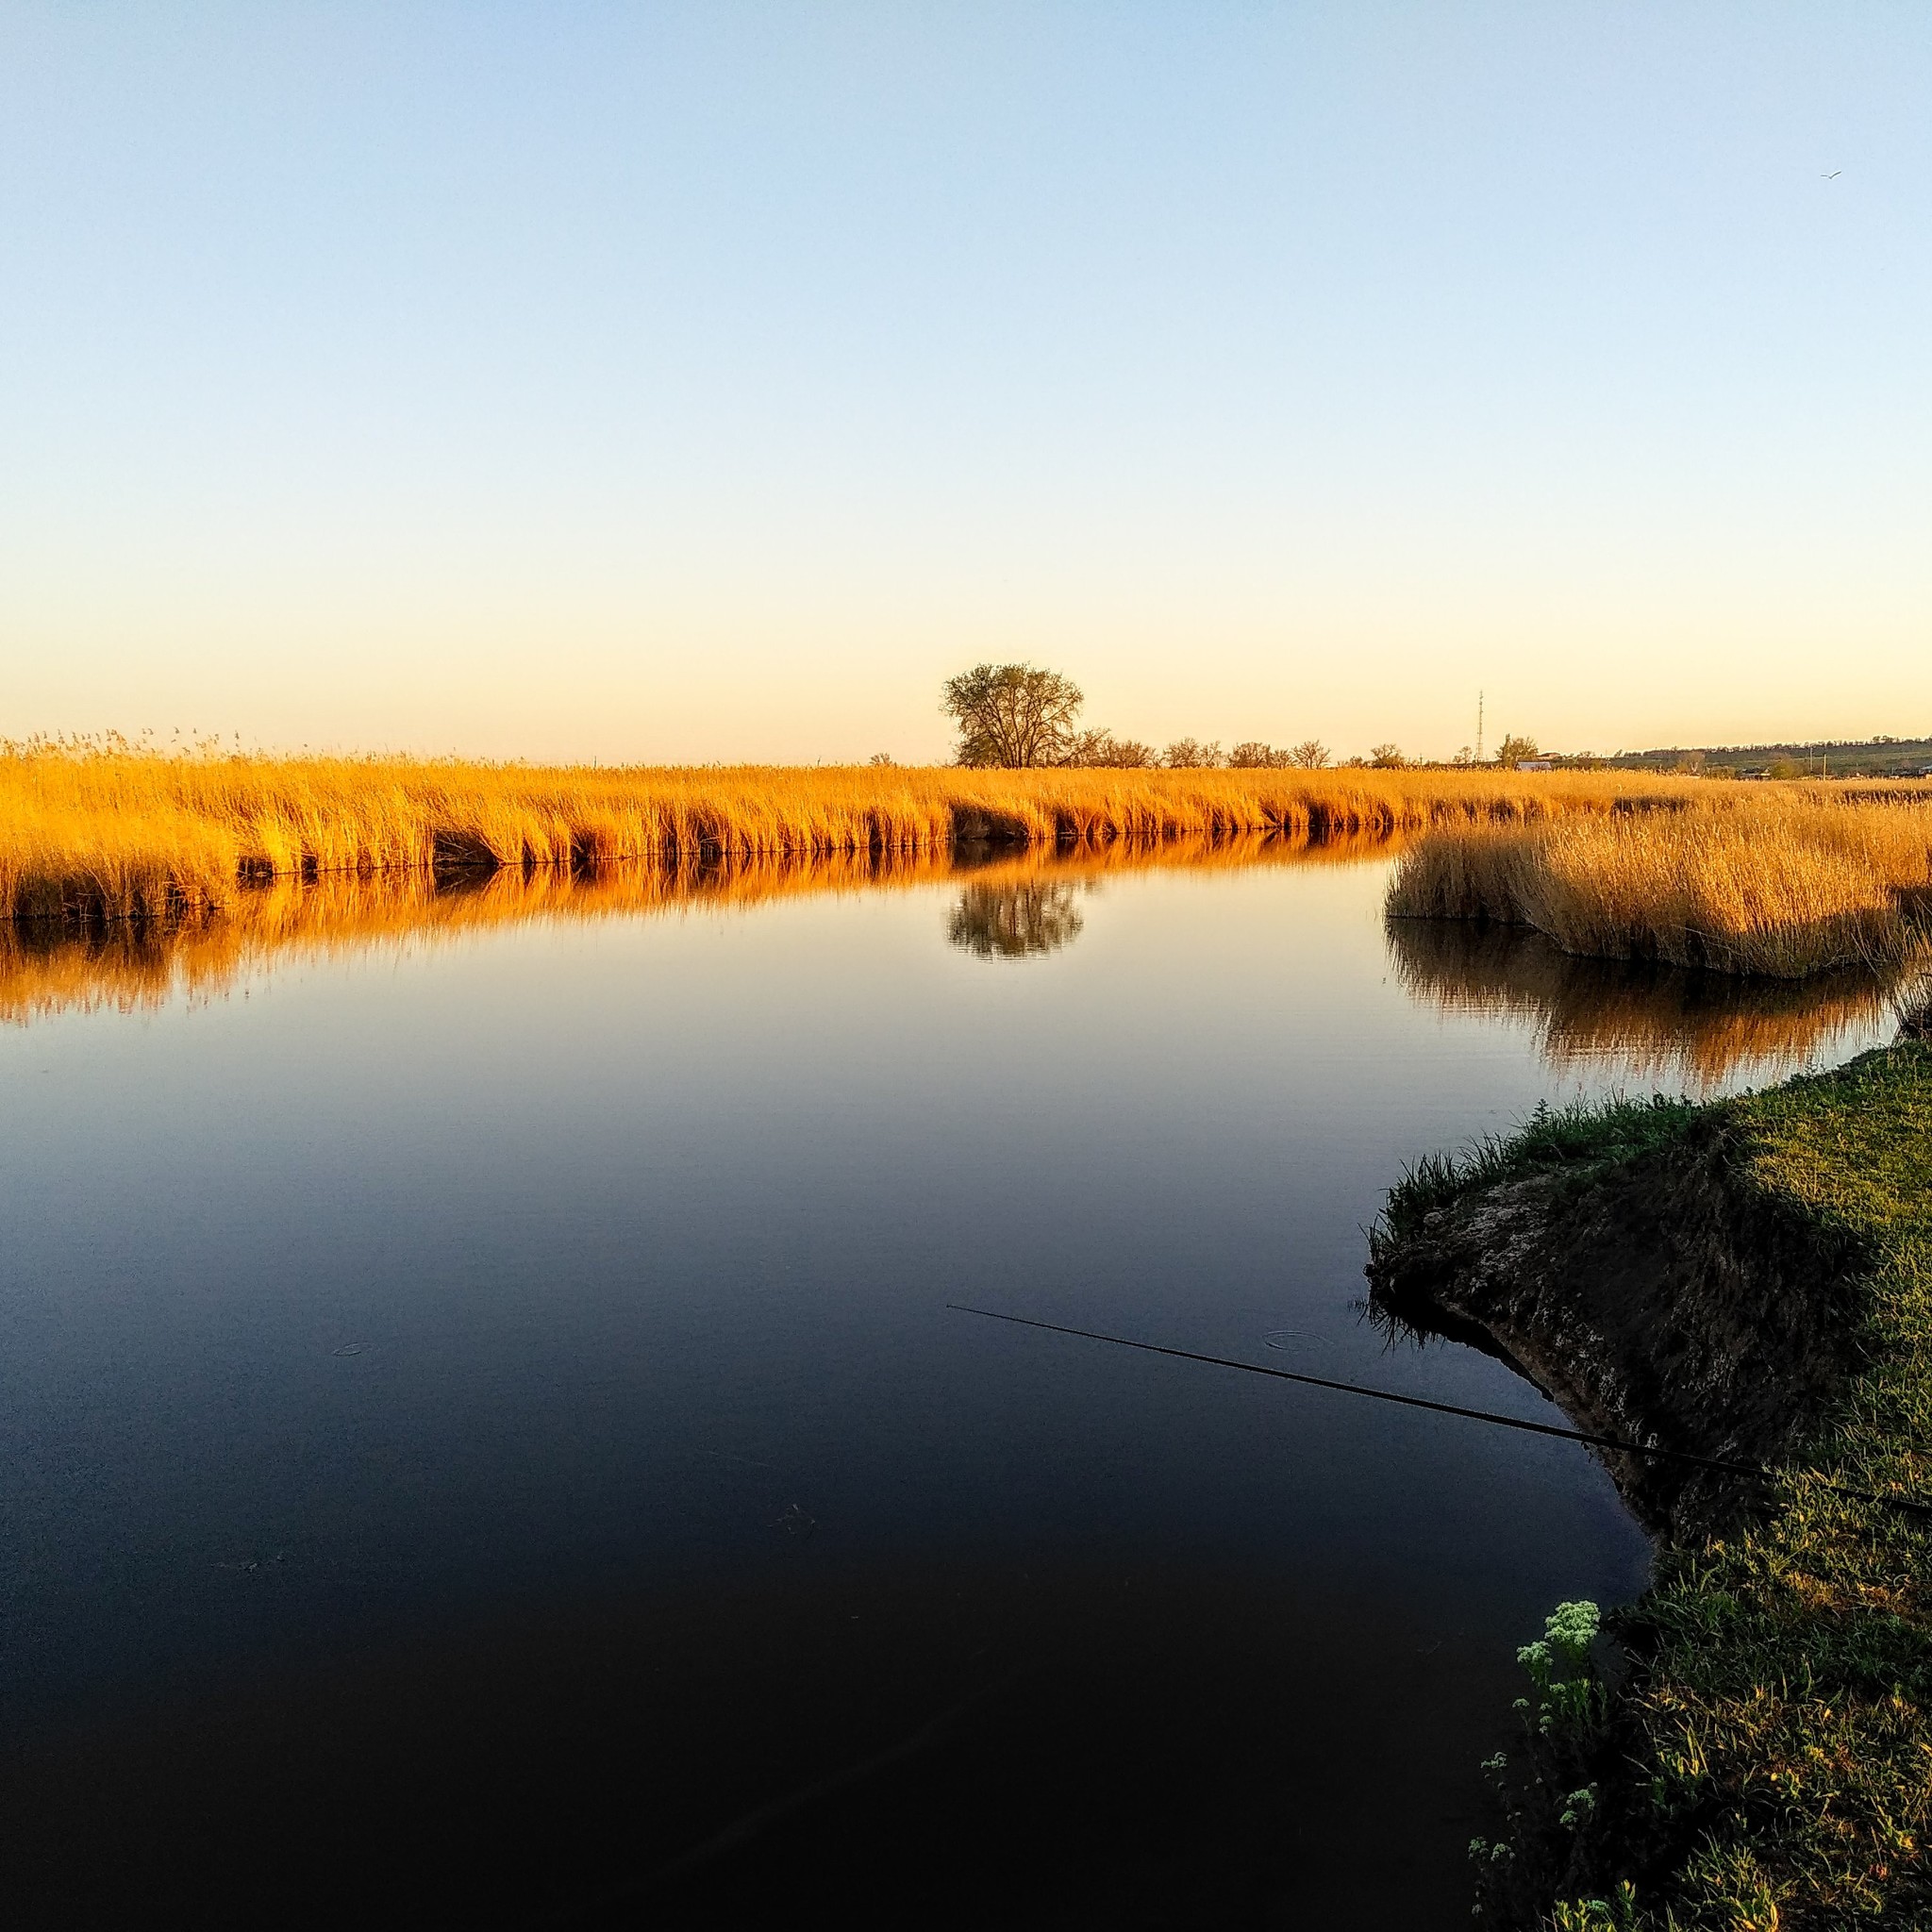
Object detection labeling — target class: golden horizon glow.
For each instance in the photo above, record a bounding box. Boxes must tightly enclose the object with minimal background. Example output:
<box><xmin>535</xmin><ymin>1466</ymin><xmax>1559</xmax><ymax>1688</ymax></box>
<box><xmin>5</xmin><ymin>8</ymin><xmax>1928</xmax><ymax>761</ymax></box>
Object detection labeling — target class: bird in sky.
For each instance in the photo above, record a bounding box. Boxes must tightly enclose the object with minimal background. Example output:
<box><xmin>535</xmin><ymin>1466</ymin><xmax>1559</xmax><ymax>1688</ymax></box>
<box><xmin>1823</xmin><ymin>170</ymin><xmax>1842</xmax><ymax>178</ymax></box>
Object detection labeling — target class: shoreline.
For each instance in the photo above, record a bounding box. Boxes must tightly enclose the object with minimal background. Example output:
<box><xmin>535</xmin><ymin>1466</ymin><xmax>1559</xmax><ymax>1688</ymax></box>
<box><xmin>1367</xmin><ymin>1044</ymin><xmax>1932</xmax><ymax>1926</ymax></box>
<box><xmin>0</xmin><ymin>753</ymin><xmax>1715</xmax><ymax>924</ymax></box>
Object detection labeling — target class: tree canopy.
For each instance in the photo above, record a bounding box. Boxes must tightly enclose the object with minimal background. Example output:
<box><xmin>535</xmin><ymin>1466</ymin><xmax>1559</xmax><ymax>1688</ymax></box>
<box><xmin>941</xmin><ymin>663</ymin><xmax>1085</xmax><ymax>767</ymax></box>
<box><xmin>939</xmin><ymin>661</ymin><xmax>1343</xmax><ymax>771</ymax></box>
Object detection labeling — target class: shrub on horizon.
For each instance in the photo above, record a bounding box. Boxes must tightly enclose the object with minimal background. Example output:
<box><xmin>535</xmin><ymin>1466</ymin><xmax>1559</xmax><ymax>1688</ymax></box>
<box><xmin>1162</xmin><ymin>738</ymin><xmax>1224</xmax><ymax>769</ymax></box>
<box><xmin>1062</xmin><ymin>728</ymin><xmax>1158</xmax><ymax>768</ymax></box>
<box><xmin>1228</xmin><ymin>741</ymin><xmax>1302</xmax><ymax>768</ymax></box>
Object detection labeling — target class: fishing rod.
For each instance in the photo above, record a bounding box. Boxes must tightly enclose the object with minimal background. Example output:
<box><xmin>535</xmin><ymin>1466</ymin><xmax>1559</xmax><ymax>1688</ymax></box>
<box><xmin>948</xmin><ymin>1303</ymin><xmax>1932</xmax><ymax>1519</ymax></box>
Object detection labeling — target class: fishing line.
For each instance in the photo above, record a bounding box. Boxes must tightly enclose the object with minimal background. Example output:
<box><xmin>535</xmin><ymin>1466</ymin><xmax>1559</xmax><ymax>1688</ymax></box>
<box><xmin>948</xmin><ymin>1303</ymin><xmax>1932</xmax><ymax>1519</ymax></box>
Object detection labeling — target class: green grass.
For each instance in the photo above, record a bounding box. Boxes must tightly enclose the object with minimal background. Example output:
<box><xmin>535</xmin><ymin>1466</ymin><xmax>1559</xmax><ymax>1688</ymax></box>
<box><xmin>1380</xmin><ymin>1092</ymin><xmax>1702</xmax><ymax>1236</ymax></box>
<box><xmin>1624</xmin><ymin>1047</ymin><xmax>1932</xmax><ymax>1928</ymax></box>
<box><xmin>1423</xmin><ymin>1045</ymin><xmax>1932</xmax><ymax>1928</ymax></box>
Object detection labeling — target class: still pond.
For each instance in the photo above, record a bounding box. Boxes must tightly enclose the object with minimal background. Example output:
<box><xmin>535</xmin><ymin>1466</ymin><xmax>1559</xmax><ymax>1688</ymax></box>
<box><xmin>0</xmin><ymin>842</ymin><xmax>1893</xmax><ymax>1925</ymax></box>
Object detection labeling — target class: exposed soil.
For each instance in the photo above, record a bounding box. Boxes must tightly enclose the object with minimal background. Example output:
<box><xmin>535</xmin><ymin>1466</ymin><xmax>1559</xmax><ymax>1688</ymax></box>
<box><xmin>1367</xmin><ymin>1121</ymin><xmax>1868</xmax><ymax>1539</ymax></box>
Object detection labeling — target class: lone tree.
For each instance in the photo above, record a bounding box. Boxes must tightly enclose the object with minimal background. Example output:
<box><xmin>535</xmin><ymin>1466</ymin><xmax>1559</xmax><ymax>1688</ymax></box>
<box><xmin>941</xmin><ymin>663</ymin><xmax>1085</xmax><ymax>767</ymax></box>
<box><xmin>1494</xmin><ymin>734</ymin><xmax>1540</xmax><ymax>769</ymax></box>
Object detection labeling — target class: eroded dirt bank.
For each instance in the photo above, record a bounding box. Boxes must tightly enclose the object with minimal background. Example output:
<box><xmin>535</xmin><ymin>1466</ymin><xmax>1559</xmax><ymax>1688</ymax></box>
<box><xmin>1364</xmin><ymin>1045</ymin><xmax>1932</xmax><ymax>1928</ymax></box>
<box><xmin>1366</xmin><ymin>1112</ymin><xmax>1865</xmax><ymax>1540</ymax></box>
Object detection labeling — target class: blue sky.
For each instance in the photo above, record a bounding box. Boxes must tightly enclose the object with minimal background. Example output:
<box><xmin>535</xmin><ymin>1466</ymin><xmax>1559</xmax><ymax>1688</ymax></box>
<box><xmin>3</xmin><ymin>3</ymin><xmax>1927</xmax><ymax>761</ymax></box>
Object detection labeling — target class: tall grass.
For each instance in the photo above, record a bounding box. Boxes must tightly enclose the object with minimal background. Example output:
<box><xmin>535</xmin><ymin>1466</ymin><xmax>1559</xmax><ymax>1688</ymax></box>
<box><xmin>0</xmin><ymin>745</ymin><xmax>1705</xmax><ymax>925</ymax></box>
<box><xmin>1388</xmin><ymin>793</ymin><xmax>1932</xmax><ymax>977</ymax></box>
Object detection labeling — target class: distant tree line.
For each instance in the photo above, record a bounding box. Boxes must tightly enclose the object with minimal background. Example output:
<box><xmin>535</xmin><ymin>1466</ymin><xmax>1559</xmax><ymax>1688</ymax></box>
<box><xmin>939</xmin><ymin>664</ymin><xmax>1337</xmax><ymax>770</ymax></box>
<box><xmin>937</xmin><ymin>663</ymin><xmax>1559</xmax><ymax>771</ymax></box>
<box><xmin>1602</xmin><ymin>735</ymin><xmax>1932</xmax><ymax>779</ymax></box>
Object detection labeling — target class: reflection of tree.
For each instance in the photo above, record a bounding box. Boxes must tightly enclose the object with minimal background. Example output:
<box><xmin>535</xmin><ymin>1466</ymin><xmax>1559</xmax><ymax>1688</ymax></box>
<box><xmin>1385</xmin><ymin>916</ymin><xmax>1914</xmax><ymax>1091</ymax></box>
<box><xmin>947</xmin><ymin>881</ymin><xmax>1086</xmax><ymax>960</ymax></box>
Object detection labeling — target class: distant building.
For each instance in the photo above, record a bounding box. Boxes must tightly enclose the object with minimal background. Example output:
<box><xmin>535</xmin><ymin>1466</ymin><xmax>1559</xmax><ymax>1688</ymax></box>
<box><xmin>1516</xmin><ymin>758</ymin><xmax>1555</xmax><ymax>772</ymax></box>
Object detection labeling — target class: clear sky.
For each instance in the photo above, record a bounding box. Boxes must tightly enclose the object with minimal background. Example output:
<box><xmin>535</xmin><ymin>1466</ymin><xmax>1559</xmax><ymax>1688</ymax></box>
<box><xmin>3</xmin><ymin>4</ymin><xmax>1927</xmax><ymax>764</ymax></box>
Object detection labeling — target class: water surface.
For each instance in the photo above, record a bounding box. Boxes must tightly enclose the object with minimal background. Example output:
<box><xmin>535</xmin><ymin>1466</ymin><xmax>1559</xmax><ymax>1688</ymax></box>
<box><xmin>0</xmin><ymin>846</ymin><xmax>1896</xmax><ymax>1925</ymax></box>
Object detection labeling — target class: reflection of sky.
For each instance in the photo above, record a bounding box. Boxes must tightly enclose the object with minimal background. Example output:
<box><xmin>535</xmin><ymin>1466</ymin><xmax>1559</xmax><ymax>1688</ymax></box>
<box><xmin>4</xmin><ymin>856</ymin><xmax>1661</xmax><ymax>1690</ymax></box>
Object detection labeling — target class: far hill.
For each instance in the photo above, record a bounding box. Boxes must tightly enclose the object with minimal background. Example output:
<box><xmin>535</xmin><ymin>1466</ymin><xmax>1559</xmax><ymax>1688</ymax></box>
<box><xmin>1606</xmin><ymin>735</ymin><xmax>1932</xmax><ymax>778</ymax></box>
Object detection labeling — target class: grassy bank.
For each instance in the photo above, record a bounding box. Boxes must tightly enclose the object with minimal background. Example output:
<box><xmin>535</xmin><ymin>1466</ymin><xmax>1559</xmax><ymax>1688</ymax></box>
<box><xmin>1375</xmin><ymin>1046</ymin><xmax>1932</xmax><ymax>1928</ymax></box>
<box><xmin>1388</xmin><ymin>794</ymin><xmax>1932</xmax><ymax>977</ymax></box>
<box><xmin>0</xmin><ymin>746</ymin><xmax>1701</xmax><ymax>924</ymax></box>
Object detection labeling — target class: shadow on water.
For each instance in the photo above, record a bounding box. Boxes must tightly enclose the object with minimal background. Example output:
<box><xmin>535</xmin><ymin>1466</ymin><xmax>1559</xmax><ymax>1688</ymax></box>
<box><xmin>1385</xmin><ymin>915</ymin><xmax>1924</xmax><ymax>1091</ymax></box>
<box><xmin>3</xmin><ymin>1558</ymin><xmax>1518</xmax><ymax>1928</ymax></box>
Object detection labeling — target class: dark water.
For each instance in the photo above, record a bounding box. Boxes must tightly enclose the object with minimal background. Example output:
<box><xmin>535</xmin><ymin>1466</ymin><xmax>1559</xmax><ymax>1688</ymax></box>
<box><xmin>0</xmin><ymin>851</ymin><xmax>1892</xmax><ymax>1926</ymax></box>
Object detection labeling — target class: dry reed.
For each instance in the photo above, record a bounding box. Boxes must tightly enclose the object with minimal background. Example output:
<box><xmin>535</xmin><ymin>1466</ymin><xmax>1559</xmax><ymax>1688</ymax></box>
<box><xmin>0</xmin><ymin>747</ymin><xmax>1705</xmax><ymax>926</ymax></box>
<box><xmin>1387</xmin><ymin>793</ymin><xmax>1932</xmax><ymax>977</ymax></box>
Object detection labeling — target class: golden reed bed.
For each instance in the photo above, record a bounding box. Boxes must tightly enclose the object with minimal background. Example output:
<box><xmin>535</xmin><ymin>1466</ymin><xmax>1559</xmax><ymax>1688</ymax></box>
<box><xmin>0</xmin><ymin>749</ymin><xmax>1701</xmax><ymax>924</ymax></box>
<box><xmin>11</xmin><ymin>747</ymin><xmax>1924</xmax><ymax>988</ymax></box>
<box><xmin>1388</xmin><ymin>792</ymin><xmax>1932</xmax><ymax>977</ymax></box>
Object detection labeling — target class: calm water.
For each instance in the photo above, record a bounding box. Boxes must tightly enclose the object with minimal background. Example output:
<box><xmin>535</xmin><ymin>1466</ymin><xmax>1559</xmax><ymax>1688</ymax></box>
<box><xmin>0</xmin><ymin>849</ymin><xmax>1894</xmax><ymax>1926</ymax></box>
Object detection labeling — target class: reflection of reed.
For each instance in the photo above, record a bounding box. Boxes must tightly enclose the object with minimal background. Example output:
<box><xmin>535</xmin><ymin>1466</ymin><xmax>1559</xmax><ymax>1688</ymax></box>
<box><xmin>1386</xmin><ymin>916</ymin><xmax>1916</xmax><ymax>1090</ymax></box>
<box><xmin>0</xmin><ymin>854</ymin><xmax>907</xmax><ymax>1024</ymax></box>
<box><xmin>0</xmin><ymin>831</ymin><xmax>1400</xmax><ymax>1024</ymax></box>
